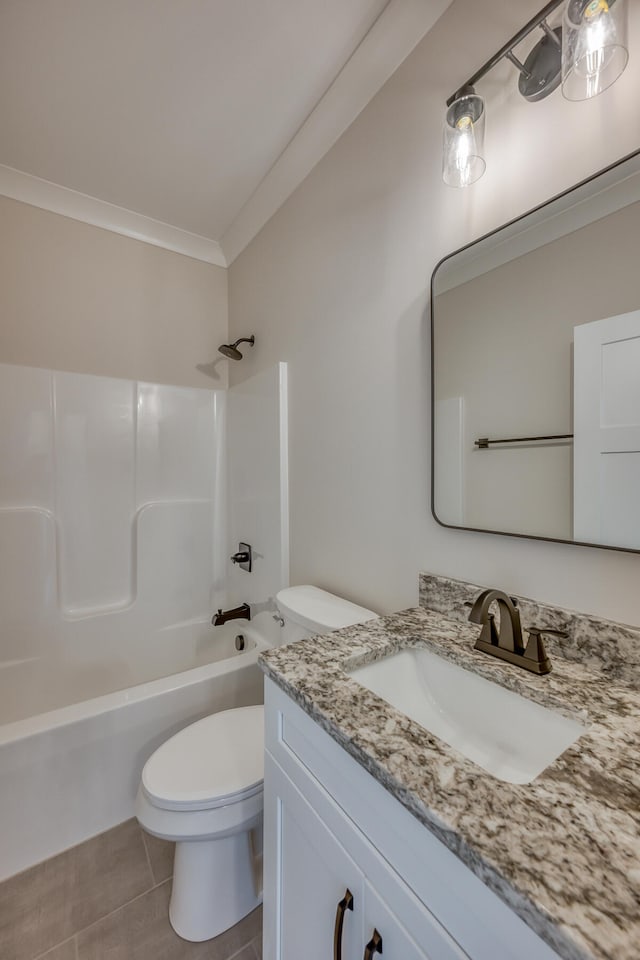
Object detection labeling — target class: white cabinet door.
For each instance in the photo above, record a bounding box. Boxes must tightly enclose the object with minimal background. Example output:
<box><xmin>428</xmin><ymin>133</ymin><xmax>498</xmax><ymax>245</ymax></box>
<box><xmin>574</xmin><ymin>310</ymin><xmax>640</xmax><ymax>547</ymax></box>
<box><xmin>267</xmin><ymin>753</ymin><xmax>364</xmax><ymax>960</ymax></box>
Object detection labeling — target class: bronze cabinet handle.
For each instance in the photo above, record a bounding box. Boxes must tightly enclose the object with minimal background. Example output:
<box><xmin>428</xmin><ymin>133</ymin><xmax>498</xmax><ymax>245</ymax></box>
<box><xmin>333</xmin><ymin>889</ymin><xmax>354</xmax><ymax>960</ymax></box>
<box><xmin>364</xmin><ymin>929</ymin><xmax>383</xmax><ymax>959</ymax></box>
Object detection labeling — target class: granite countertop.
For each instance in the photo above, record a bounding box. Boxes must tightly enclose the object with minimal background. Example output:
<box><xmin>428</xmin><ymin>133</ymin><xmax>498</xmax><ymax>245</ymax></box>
<box><xmin>259</xmin><ymin>604</ymin><xmax>640</xmax><ymax>960</ymax></box>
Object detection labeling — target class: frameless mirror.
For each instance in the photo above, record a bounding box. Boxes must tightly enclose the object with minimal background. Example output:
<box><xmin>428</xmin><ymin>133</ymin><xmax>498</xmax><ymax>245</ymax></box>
<box><xmin>431</xmin><ymin>149</ymin><xmax>640</xmax><ymax>553</ymax></box>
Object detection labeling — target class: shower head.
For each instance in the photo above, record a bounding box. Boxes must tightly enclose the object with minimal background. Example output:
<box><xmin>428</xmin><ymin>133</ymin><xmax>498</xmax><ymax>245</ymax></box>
<box><xmin>217</xmin><ymin>335</ymin><xmax>255</xmax><ymax>360</ymax></box>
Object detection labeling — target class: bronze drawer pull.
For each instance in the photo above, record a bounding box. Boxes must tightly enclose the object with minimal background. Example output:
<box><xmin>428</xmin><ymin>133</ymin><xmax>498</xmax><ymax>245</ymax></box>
<box><xmin>334</xmin><ymin>889</ymin><xmax>354</xmax><ymax>960</ymax></box>
<box><xmin>364</xmin><ymin>929</ymin><xmax>383</xmax><ymax>959</ymax></box>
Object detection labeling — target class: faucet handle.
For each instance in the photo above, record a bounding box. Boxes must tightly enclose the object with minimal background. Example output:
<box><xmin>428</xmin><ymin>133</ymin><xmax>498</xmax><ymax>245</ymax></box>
<box><xmin>523</xmin><ymin>627</ymin><xmax>567</xmax><ymax>674</ymax></box>
<box><xmin>526</xmin><ymin>627</ymin><xmax>568</xmax><ymax>641</ymax></box>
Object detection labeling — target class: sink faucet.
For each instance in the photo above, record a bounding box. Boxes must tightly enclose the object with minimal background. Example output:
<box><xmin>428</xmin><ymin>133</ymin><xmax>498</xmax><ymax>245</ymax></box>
<box><xmin>467</xmin><ymin>589</ymin><xmax>565</xmax><ymax>675</ymax></box>
<box><xmin>468</xmin><ymin>589</ymin><xmax>523</xmax><ymax>652</ymax></box>
<box><xmin>212</xmin><ymin>603</ymin><xmax>251</xmax><ymax>626</ymax></box>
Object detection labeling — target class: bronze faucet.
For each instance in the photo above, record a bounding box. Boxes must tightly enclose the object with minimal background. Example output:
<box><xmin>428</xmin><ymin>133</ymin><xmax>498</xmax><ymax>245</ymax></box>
<box><xmin>467</xmin><ymin>589</ymin><xmax>566</xmax><ymax>675</ymax></box>
<box><xmin>212</xmin><ymin>603</ymin><xmax>251</xmax><ymax>626</ymax></box>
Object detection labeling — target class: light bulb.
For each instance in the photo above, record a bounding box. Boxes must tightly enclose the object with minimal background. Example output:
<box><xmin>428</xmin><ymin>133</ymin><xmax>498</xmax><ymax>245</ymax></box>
<box><xmin>442</xmin><ymin>94</ymin><xmax>486</xmax><ymax>188</ymax></box>
<box><xmin>577</xmin><ymin>1</ymin><xmax>616</xmax><ymax>79</ymax></box>
<box><xmin>562</xmin><ymin>0</ymin><xmax>628</xmax><ymax>100</ymax></box>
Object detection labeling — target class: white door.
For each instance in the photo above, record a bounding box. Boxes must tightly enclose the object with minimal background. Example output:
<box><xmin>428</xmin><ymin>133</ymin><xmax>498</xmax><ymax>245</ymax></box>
<box><xmin>573</xmin><ymin>310</ymin><xmax>640</xmax><ymax>548</ymax></box>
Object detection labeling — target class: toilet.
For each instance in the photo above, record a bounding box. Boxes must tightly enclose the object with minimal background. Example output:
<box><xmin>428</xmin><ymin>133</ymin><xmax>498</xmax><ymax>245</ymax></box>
<box><xmin>135</xmin><ymin>585</ymin><xmax>377</xmax><ymax>942</ymax></box>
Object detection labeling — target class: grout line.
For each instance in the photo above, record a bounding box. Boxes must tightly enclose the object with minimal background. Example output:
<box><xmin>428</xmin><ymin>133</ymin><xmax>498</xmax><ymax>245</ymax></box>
<box><xmin>225</xmin><ymin>942</ymin><xmax>257</xmax><ymax>960</ymax></box>
<box><xmin>73</xmin><ymin>878</ymin><xmax>172</xmax><ymax>944</ymax></box>
<box><xmin>31</xmin><ymin>934</ymin><xmax>77</xmax><ymax>960</ymax></box>
<box><xmin>149</xmin><ymin>874</ymin><xmax>173</xmax><ymax>891</ymax></box>
<box><xmin>250</xmin><ymin>936</ymin><xmax>261</xmax><ymax>960</ymax></box>
<box><xmin>138</xmin><ymin>826</ymin><xmax>157</xmax><ymax>889</ymax></box>
<box><xmin>62</xmin><ymin>878</ymin><xmax>255</xmax><ymax>958</ymax></box>
<box><xmin>225</xmin><ymin>922</ymin><xmax>263</xmax><ymax>960</ymax></box>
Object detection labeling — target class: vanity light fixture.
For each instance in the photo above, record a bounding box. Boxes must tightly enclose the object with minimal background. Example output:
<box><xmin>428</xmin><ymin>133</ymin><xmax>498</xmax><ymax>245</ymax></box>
<box><xmin>443</xmin><ymin>0</ymin><xmax>629</xmax><ymax>187</ymax></box>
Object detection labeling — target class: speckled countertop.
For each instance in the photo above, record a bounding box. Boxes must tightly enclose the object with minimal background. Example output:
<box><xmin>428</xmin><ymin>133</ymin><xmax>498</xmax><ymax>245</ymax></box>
<box><xmin>259</xmin><ymin>591</ymin><xmax>640</xmax><ymax>960</ymax></box>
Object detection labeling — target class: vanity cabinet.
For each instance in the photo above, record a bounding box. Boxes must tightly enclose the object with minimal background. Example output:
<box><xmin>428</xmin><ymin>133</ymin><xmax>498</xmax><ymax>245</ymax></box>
<box><xmin>270</xmin><ymin>751</ymin><xmax>462</xmax><ymax>960</ymax></box>
<box><xmin>263</xmin><ymin>678</ymin><xmax>560</xmax><ymax>960</ymax></box>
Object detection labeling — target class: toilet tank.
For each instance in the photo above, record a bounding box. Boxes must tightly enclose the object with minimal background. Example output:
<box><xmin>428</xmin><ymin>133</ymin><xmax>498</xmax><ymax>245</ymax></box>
<box><xmin>275</xmin><ymin>585</ymin><xmax>378</xmax><ymax>645</ymax></box>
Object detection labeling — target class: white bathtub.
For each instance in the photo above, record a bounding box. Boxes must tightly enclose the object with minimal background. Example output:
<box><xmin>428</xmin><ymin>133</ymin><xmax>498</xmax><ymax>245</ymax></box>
<box><xmin>0</xmin><ymin>617</ymin><xmax>269</xmax><ymax>881</ymax></box>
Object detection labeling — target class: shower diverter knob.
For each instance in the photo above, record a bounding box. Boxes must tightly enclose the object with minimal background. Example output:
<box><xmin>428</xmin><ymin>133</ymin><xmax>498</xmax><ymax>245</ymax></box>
<box><xmin>230</xmin><ymin>542</ymin><xmax>252</xmax><ymax>572</ymax></box>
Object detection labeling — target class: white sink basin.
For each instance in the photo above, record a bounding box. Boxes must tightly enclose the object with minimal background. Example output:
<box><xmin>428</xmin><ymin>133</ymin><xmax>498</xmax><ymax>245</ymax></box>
<box><xmin>348</xmin><ymin>647</ymin><xmax>587</xmax><ymax>784</ymax></box>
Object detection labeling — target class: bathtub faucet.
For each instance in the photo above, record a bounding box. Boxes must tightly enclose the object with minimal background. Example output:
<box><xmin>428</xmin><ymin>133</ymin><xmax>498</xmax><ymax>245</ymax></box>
<box><xmin>212</xmin><ymin>603</ymin><xmax>251</xmax><ymax>626</ymax></box>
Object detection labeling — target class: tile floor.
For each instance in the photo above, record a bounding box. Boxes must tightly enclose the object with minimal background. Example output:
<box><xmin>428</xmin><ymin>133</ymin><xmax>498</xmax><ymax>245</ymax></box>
<box><xmin>0</xmin><ymin>819</ymin><xmax>262</xmax><ymax>960</ymax></box>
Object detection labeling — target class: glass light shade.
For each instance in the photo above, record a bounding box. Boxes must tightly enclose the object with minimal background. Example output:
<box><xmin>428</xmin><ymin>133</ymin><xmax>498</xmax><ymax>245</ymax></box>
<box><xmin>442</xmin><ymin>93</ymin><xmax>486</xmax><ymax>188</ymax></box>
<box><xmin>562</xmin><ymin>0</ymin><xmax>628</xmax><ymax>100</ymax></box>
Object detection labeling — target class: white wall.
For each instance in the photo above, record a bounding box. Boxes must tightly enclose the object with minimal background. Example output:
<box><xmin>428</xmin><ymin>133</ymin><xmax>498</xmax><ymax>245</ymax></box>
<box><xmin>228</xmin><ymin>0</ymin><xmax>640</xmax><ymax>626</ymax></box>
<box><xmin>0</xmin><ymin>195</ymin><xmax>228</xmax><ymax>389</ymax></box>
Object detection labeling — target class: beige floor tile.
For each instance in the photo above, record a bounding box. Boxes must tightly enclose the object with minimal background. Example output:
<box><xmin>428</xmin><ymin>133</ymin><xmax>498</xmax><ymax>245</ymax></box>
<box><xmin>140</xmin><ymin>829</ymin><xmax>174</xmax><ymax>884</ymax></box>
<box><xmin>0</xmin><ymin>819</ymin><xmax>153</xmax><ymax>960</ymax></box>
<box><xmin>76</xmin><ymin>884</ymin><xmax>261</xmax><ymax>960</ymax></box>
<box><xmin>202</xmin><ymin>905</ymin><xmax>262</xmax><ymax>960</ymax></box>
<box><xmin>77</xmin><ymin>882</ymin><xmax>180</xmax><ymax>960</ymax></box>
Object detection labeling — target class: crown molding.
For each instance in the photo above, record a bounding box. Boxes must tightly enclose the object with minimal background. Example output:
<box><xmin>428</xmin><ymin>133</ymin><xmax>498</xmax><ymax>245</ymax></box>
<box><xmin>0</xmin><ymin>164</ymin><xmax>226</xmax><ymax>267</ymax></box>
<box><xmin>0</xmin><ymin>0</ymin><xmax>452</xmax><ymax>268</ymax></box>
<box><xmin>220</xmin><ymin>0</ymin><xmax>453</xmax><ymax>265</ymax></box>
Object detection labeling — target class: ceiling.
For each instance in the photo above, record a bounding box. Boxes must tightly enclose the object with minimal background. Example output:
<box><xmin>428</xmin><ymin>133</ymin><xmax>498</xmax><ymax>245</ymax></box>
<box><xmin>0</xmin><ymin>0</ymin><xmax>452</xmax><ymax>262</ymax></box>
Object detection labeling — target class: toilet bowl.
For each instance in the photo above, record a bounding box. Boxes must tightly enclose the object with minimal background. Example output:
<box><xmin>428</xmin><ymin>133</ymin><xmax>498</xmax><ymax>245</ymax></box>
<box><xmin>136</xmin><ymin>586</ymin><xmax>377</xmax><ymax>942</ymax></box>
<box><xmin>135</xmin><ymin>705</ymin><xmax>264</xmax><ymax>942</ymax></box>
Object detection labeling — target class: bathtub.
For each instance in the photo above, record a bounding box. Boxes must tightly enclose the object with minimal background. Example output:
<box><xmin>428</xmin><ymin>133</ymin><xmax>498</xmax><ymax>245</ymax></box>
<box><xmin>0</xmin><ymin>617</ymin><xmax>269</xmax><ymax>881</ymax></box>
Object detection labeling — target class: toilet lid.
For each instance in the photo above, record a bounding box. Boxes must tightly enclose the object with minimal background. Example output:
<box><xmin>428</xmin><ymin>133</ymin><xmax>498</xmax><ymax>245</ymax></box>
<box><xmin>142</xmin><ymin>705</ymin><xmax>264</xmax><ymax>812</ymax></box>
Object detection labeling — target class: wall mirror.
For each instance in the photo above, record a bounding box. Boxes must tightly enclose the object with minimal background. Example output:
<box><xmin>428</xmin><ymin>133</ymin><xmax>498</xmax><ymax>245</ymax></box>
<box><xmin>431</xmin><ymin>149</ymin><xmax>640</xmax><ymax>553</ymax></box>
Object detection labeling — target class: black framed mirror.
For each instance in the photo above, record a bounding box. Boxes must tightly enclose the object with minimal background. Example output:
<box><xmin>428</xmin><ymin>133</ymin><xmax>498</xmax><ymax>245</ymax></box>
<box><xmin>431</xmin><ymin>147</ymin><xmax>640</xmax><ymax>553</ymax></box>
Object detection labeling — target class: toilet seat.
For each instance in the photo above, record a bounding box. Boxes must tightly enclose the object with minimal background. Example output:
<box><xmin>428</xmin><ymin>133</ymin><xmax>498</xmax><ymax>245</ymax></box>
<box><xmin>141</xmin><ymin>705</ymin><xmax>264</xmax><ymax>812</ymax></box>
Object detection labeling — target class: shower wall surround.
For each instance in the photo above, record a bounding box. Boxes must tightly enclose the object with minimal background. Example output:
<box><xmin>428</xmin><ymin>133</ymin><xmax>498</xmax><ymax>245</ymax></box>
<box><xmin>227</xmin><ymin>362</ymin><xmax>289</xmax><ymax>645</ymax></box>
<box><xmin>0</xmin><ymin>362</ymin><xmax>225</xmax><ymax>660</ymax></box>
